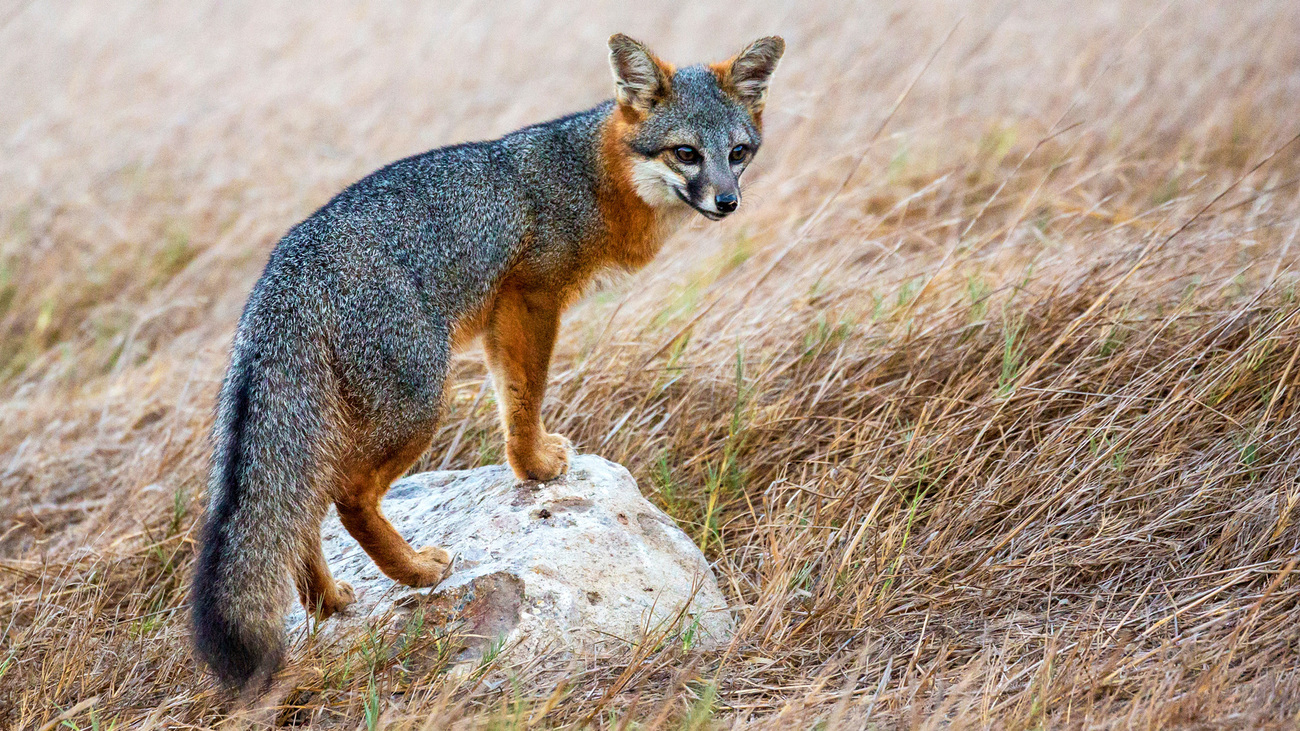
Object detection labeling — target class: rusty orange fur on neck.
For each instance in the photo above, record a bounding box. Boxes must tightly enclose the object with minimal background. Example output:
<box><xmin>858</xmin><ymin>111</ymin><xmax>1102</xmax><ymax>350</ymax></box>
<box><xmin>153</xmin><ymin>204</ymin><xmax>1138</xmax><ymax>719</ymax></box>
<box><xmin>594</xmin><ymin>106</ymin><xmax>666</xmax><ymax>271</ymax></box>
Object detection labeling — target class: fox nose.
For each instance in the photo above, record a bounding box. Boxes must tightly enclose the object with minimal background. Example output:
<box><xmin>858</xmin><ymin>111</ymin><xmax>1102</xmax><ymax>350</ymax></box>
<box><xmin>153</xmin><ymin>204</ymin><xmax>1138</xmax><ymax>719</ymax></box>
<box><xmin>714</xmin><ymin>193</ymin><xmax>739</xmax><ymax>214</ymax></box>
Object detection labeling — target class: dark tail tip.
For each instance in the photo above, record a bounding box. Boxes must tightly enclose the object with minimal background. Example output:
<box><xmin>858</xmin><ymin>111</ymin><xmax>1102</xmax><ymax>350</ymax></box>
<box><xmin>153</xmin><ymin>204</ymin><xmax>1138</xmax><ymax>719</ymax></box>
<box><xmin>191</xmin><ymin>549</ymin><xmax>283</xmax><ymax>692</ymax></box>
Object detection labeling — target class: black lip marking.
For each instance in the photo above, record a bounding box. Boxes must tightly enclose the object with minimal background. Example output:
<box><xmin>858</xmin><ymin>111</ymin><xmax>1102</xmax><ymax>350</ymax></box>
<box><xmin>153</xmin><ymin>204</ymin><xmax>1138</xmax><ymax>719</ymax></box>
<box><xmin>673</xmin><ymin>188</ymin><xmax>726</xmax><ymax>220</ymax></box>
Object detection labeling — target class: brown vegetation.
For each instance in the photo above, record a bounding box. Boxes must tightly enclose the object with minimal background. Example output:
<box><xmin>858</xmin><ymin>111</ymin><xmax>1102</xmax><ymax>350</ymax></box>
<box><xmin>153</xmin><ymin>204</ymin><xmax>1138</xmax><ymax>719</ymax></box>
<box><xmin>3</xmin><ymin>0</ymin><xmax>1300</xmax><ymax>727</ymax></box>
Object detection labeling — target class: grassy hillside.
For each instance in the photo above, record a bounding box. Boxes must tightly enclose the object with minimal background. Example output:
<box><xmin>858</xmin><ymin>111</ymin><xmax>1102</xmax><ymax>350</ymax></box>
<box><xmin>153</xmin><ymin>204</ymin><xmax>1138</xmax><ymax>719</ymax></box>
<box><xmin>3</xmin><ymin>0</ymin><xmax>1300</xmax><ymax>727</ymax></box>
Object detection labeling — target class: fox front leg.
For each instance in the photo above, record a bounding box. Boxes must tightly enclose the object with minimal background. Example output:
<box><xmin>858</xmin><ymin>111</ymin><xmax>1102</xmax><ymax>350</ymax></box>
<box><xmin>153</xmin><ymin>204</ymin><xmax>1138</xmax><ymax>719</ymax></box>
<box><xmin>484</xmin><ymin>283</ymin><xmax>571</xmax><ymax>481</ymax></box>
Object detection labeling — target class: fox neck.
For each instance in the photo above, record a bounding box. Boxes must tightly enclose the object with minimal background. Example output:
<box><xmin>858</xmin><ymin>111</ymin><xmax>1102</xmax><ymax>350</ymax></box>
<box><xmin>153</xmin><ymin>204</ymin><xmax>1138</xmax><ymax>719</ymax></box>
<box><xmin>594</xmin><ymin>104</ymin><xmax>691</xmax><ymax>271</ymax></box>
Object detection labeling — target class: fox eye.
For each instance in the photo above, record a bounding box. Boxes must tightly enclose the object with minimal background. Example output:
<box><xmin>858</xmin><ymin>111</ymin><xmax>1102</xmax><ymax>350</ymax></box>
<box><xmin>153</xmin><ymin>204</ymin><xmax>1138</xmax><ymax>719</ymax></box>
<box><xmin>673</xmin><ymin>146</ymin><xmax>700</xmax><ymax>164</ymax></box>
<box><xmin>729</xmin><ymin>145</ymin><xmax>750</xmax><ymax>163</ymax></box>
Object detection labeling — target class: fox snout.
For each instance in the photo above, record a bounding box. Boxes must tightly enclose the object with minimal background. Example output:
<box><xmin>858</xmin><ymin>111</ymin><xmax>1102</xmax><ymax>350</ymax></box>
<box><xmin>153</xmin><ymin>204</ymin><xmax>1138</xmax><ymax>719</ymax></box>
<box><xmin>694</xmin><ymin>162</ymin><xmax>742</xmax><ymax>219</ymax></box>
<box><xmin>715</xmin><ymin>192</ymin><xmax>738</xmax><ymax>214</ymax></box>
<box><xmin>669</xmin><ymin>149</ymin><xmax>748</xmax><ymax>220</ymax></box>
<box><xmin>690</xmin><ymin>187</ymin><xmax>740</xmax><ymax>220</ymax></box>
<box><xmin>674</xmin><ymin>172</ymin><xmax>742</xmax><ymax>220</ymax></box>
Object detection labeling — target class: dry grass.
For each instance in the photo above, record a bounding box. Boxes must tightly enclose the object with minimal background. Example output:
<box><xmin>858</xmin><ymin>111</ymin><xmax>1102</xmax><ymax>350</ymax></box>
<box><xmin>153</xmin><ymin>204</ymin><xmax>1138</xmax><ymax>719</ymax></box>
<box><xmin>4</xmin><ymin>0</ymin><xmax>1300</xmax><ymax>727</ymax></box>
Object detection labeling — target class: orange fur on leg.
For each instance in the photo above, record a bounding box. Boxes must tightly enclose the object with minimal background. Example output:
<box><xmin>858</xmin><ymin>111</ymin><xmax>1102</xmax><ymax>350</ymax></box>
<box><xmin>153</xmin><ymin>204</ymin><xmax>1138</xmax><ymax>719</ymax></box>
<box><xmin>483</xmin><ymin>280</ymin><xmax>570</xmax><ymax>481</ymax></box>
<box><xmin>294</xmin><ymin>537</ymin><xmax>354</xmax><ymax>620</ymax></box>
<box><xmin>334</xmin><ymin>439</ymin><xmax>452</xmax><ymax>588</ymax></box>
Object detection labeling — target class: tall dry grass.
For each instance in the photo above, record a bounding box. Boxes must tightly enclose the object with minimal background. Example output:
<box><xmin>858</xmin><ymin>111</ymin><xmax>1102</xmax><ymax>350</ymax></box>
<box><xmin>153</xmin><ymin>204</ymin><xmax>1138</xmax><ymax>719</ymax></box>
<box><xmin>3</xmin><ymin>0</ymin><xmax>1300</xmax><ymax>727</ymax></box>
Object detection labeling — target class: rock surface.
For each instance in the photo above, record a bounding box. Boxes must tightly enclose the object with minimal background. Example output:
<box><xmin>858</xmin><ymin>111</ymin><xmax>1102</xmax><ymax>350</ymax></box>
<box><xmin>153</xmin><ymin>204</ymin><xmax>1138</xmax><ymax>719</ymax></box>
<box><xmin>288</xmin><ymin>455</ymin><xmax>733</xmax><ymax>660</ymax></box>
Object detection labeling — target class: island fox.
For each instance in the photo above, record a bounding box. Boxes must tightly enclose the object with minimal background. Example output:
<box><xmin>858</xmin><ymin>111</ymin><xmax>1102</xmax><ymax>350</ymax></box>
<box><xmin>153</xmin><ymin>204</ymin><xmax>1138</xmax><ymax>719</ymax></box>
<box><xmin>192</xmin><ymin>33</ymin><xmax>784</xmax><ymax>691</ymax></box>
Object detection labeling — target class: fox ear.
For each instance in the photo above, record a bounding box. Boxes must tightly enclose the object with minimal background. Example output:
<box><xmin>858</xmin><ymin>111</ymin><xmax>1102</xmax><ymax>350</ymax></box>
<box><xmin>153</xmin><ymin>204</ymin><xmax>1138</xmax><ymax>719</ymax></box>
<box><xmin>714</xmin><ymin>36</ymin><xmax>785</xmax><ymax>117</ymax></box>
<box><xmin>608</xmin><ymin>34</ymin><xmax>674</xmax><ymax>114</ymax></box>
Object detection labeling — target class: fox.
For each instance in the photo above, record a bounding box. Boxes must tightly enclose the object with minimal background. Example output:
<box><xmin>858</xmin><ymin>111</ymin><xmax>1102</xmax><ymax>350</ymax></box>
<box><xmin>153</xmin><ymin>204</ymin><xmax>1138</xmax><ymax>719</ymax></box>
<box><xmin>191</xmin><ymin>33</ymin><xmax>784</xmax><ymax>691</ymax></box>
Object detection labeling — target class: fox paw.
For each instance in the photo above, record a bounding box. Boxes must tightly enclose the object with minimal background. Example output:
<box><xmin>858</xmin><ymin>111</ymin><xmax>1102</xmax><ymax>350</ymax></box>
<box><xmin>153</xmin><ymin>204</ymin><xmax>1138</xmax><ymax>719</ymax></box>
<box><xmin>336</xmin><ymin>580</ymin><xmax>356</xmax><ymax>607</ymax></box>
<box><xmin>310</xmin><ymin>580</ymin><xmax>356</xmax><ymax>620</ymax></box>
<box><xmin>405</xmin><ymin>546</ymin><xmax>453</xmax><ymax>588</ymax></box>
<box><xmin>509</xmin><ymin>432</ymin><xmax>572</xmax><ymax>482</ymax></box>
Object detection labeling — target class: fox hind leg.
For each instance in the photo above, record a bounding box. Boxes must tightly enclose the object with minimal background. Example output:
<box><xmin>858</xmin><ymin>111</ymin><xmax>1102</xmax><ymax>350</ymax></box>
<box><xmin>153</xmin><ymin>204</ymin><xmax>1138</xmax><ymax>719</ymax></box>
<box><xmin>336</xmin><ymin>437</ymin><xmax>452</xmax><ymax>589</ymax></box>
<box><xmin>332</xmin><ymin>304</ymin><xmax>454</xmax><ymax>588</ymax></box>
<box><xmin>336</xmin><ymin>490</ymin><xmax>452</xmax><ymax>589</ymax></box>
<box><xmin>295</xmin><ymin>530</ymin><xmax>355</xmax><ymax>620</ymax></box>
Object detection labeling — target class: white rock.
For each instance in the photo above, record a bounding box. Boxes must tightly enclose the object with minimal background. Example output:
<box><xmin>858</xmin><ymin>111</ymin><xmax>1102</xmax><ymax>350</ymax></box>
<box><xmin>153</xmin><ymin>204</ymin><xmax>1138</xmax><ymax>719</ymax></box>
<box><xmin>288</xmin><ymin>454</ymin><xmax>734</xmax><ymax>661</ymax></box>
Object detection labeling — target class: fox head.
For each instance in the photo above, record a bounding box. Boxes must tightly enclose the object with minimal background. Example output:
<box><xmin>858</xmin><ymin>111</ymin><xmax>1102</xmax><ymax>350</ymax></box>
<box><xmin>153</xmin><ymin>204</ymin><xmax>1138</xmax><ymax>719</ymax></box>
<box><xmin>607</xmin><ymin>34</ymin><xmax>785</xmax><ymax>220</ymax></box>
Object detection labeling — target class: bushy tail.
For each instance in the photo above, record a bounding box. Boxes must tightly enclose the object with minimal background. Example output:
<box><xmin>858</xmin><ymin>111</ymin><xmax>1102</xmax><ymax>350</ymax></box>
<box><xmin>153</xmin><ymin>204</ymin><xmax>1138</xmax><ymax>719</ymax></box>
<box><xmin>191</xmin><ymin>349</ymin><xmax>333</xmax><ymax>691</ymax></box>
